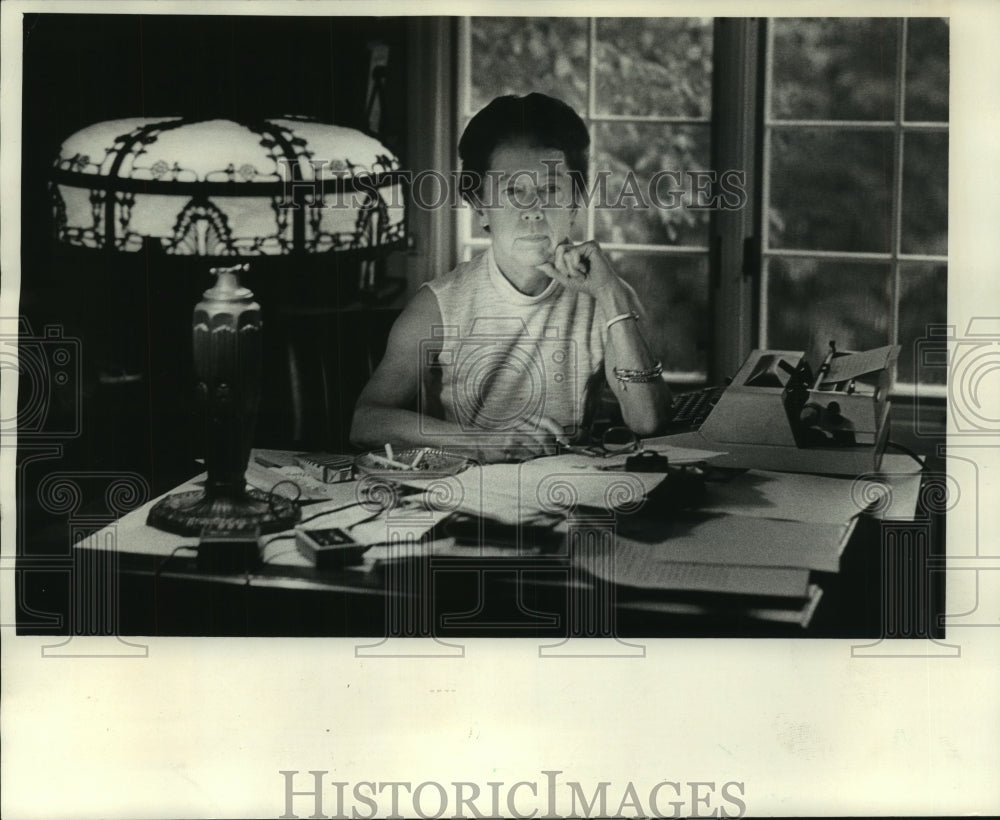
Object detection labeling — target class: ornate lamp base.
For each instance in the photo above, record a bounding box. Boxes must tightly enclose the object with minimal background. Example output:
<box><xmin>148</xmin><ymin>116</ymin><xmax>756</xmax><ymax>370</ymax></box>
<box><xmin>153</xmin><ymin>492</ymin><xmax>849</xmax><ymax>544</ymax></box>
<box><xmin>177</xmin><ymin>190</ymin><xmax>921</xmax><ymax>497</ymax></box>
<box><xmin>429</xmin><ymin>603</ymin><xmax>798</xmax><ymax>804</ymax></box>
<box><xmin>146</xmin><ymin>487</ymin><xmax>300</xmax><ymax>536</ymax></box>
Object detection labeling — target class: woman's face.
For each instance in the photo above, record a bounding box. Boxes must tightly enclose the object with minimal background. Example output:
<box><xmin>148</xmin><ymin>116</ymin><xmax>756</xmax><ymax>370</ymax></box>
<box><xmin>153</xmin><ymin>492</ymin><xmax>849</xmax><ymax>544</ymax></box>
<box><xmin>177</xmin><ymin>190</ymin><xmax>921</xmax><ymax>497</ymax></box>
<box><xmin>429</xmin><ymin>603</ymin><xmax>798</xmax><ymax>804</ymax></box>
<box><xmin>478</xmin><ymin>142</ymin><xmax>578</xmax><ymax>279</ymax></box>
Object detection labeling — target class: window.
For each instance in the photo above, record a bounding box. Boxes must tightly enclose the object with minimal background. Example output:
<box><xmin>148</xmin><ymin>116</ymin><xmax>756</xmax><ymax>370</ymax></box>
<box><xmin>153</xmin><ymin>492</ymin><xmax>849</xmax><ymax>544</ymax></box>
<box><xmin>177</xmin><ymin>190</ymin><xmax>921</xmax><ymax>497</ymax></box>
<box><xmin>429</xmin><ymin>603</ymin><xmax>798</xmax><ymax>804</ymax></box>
<box><xmin>458</xmin><ymin>17</ymin><xmax>715</xmax><ymax>384</ymax></box>
<box><xmin>457</xmin><ymin>17</ymin><xmax>948</xmax><ymax>394</ymax></box>
<box><xmin>761</xmin><ymin>18</ymin><xmax>948</xmax><ymax>394</ymax></box>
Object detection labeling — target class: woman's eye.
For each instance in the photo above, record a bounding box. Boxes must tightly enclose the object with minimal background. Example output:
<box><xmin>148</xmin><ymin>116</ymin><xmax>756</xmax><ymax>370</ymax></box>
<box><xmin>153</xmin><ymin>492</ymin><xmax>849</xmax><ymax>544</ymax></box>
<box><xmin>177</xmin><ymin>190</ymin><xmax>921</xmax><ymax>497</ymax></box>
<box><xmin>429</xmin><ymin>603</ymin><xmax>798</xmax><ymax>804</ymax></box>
<box><xmin>506</xmin><ymin>186</ymin><xmax>535</xmax><ymax>202</ymax></box>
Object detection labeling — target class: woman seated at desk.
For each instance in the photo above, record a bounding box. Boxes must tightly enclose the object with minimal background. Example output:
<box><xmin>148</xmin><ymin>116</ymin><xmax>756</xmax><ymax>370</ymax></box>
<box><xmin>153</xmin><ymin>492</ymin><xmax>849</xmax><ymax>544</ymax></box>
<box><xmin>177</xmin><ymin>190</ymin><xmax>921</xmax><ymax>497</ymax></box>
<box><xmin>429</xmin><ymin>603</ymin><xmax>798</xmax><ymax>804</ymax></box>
<box><xmin>351</xmin><ymin>92</ymin><xmax>671</xmax><ymax>463</ymax></box>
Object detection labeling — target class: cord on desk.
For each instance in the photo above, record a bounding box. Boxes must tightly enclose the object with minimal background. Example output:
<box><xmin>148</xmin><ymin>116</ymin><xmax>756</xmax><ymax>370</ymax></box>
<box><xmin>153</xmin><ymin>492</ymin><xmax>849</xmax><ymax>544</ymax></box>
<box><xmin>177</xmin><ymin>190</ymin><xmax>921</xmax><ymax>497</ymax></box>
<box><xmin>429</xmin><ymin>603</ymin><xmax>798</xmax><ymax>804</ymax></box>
<box><xmin>265</xmin><ymin>478</ymin><xmax>303</xmax><ymax>508</ymax></box>
<box><xmin>301</xmin><ymin>503</ymin><xmax>392</xmax><ymax>532</ymax></box>
<box><xmin>261</xmin><ymin>476</ymin><xmax>381</xmax><ymax>525</ymax></box>
<box><xmin>154</xmin><ymin>544</ymin><xmax>198</xmax><ymax>578</ymax></box>
<box><xmin>260</xmin><ymin>532</ymin><xmax>296</xmax><ymax>548</ymax></box>
<box><xmin>299</xmin><ymin>501</ymin><xmax>367</xmax><ymax>524</ymax></box>
<box><xmin>886</xmin><ymin>440</ymin><xmax>927</xmax><ymax>470</ymax></box>
<box><xmin>263</xmin><ymin>547</ymin><xmax>299</xmax><ymax>565</ymax></box>
<box><xmin>260</xmin><ymin>533</ymin><xmax>297</xmax><ymax>566</ymax></box>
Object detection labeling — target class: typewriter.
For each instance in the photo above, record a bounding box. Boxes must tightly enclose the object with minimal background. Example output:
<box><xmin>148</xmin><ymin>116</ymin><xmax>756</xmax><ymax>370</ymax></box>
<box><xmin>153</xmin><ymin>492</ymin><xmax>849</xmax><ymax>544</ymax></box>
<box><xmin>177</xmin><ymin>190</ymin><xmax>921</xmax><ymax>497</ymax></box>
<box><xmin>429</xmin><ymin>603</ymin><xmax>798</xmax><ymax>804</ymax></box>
<box><xmin>651</xmin><ymin>344</ymin><xmax>900</xmax><ymax>475</ymax></box>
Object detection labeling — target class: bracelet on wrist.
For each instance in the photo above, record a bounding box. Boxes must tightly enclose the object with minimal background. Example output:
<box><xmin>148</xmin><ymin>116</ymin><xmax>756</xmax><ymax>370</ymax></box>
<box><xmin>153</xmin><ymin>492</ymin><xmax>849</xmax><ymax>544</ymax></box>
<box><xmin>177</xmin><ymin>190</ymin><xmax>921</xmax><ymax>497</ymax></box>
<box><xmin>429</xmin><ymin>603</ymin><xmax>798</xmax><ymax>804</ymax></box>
<box><xmin>605</xmin><ymin>311</ymin><xmax>639</xmax><ymax>331</ymax></box>
<box><xmin>612</xmin><ymin>361</ymin><xmax>663</xmax><ymax>390</ymax></box>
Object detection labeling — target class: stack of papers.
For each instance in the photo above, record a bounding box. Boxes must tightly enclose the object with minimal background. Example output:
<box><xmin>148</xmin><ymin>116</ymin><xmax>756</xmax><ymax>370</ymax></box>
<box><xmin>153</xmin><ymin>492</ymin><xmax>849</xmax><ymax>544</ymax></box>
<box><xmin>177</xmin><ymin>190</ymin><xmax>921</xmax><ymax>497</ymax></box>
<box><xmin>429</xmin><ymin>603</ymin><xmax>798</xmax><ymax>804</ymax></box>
<box><xmin>558</xmin><ymin>464</ymin><xmax>922</xmax><ymax>624</ymax></box>
<box><xmin>247</xmin><ymin>447</ymin><xmax>923</xmax><ymax>626</ymax></box>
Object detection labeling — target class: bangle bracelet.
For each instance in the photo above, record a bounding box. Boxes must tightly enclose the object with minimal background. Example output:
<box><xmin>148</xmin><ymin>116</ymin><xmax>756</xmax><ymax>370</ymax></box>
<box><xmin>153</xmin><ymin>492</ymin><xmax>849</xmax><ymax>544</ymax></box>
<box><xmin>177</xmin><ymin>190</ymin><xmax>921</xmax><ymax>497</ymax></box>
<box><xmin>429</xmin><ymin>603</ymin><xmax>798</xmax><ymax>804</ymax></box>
<box><xmin>606</xmin><ymin>311</ymin><xmax>639</xmax><ymax>331</ymax></box>
<box><xmin>612</xmin><ymin>361</ymin><xmax>663</xmax><ymax>390</ymax></box>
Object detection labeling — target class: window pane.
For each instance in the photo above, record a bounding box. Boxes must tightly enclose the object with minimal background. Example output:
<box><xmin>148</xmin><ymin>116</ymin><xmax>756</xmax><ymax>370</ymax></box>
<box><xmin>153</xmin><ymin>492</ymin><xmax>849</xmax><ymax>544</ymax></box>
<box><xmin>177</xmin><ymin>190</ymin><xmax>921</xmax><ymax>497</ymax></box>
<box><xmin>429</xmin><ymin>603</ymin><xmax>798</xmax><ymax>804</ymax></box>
<box><xmin>595</xmin><ymin>17</ymin><xmax>713</xmax><ymax>118</ymax></box>
<box><xmin>593</xmin><ymin>122</ymin><xmax>712</xmax><ymax>247</ymax></box>
<box><xmin>607</xmin><ymin>252</ymin><xmax>709</xmax><ymax>377</ymax></box>
<box><xmin>768</xmin><ymin>128</ymin><xmax>894</xmax><ymax>253</ymax></box>
<box><xmin>898</xmin><ymin>263</ymin><xmax>947</xmax><ymax>385</ymax></box>
<box><xmin>766</xmin><ymin>257</ymin><xmax>890</xmax><ymax>358</ymax></box>
<box><xmin>901</xmin><ymin>131</ymin><xmax>948</xmax><ymax>256</ymax></box>
<box><xmin>905</xmin><ymin>18</ymin><xmax>949</xmax><ymax>122</ymax></box>
<box><xmin>771</xmin><ymin>18</ymin><xmax>898</xmax><ymax>121</ymax></box>
<box><xmin>469</xmin><ymin>18</ymin><xmax>588</xmax><ymax>114</ymax></box>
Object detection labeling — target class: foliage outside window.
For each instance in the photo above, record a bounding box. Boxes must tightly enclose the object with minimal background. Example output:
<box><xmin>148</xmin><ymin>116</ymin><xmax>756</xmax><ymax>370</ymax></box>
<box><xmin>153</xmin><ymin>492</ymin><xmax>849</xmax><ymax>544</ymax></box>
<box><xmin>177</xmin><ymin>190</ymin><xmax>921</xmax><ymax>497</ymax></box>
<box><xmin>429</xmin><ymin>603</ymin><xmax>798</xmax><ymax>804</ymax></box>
<box><xmin>762</xmin><ymin>18</ymin><xmax>948</xmax><ymax>390</ymax></box>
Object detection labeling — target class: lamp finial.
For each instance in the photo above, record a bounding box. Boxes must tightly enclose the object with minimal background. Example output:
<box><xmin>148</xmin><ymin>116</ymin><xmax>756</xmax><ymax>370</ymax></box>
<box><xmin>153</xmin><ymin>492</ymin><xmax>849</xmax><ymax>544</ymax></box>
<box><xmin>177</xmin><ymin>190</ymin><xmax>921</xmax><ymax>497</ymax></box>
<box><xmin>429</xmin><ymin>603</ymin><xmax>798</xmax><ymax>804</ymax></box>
<box><xmin>205</xmin><ymin>262</ymin><xmax>252</xmax><ymax>301</ymax></box>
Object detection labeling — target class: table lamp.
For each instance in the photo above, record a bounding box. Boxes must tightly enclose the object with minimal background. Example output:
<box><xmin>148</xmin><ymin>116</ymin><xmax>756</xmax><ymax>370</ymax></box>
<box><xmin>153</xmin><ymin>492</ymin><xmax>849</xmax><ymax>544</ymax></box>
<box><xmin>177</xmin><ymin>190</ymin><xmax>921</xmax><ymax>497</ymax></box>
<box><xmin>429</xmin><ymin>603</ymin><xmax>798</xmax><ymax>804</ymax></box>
<box><xmin>50</xmin><ymin>116</ymin><xmax>406</xmax><ymax>535</ymax></box>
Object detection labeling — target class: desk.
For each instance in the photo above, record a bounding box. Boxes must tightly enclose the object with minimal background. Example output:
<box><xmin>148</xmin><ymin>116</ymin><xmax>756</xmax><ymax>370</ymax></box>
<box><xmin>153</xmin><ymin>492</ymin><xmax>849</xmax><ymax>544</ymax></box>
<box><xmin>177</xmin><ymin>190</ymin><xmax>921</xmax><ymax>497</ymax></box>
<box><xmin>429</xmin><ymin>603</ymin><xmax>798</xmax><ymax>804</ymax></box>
<box><xmin>62</xmin><ymin>451</ymin><xmax>937</xmax><ymax>639</ymax></box>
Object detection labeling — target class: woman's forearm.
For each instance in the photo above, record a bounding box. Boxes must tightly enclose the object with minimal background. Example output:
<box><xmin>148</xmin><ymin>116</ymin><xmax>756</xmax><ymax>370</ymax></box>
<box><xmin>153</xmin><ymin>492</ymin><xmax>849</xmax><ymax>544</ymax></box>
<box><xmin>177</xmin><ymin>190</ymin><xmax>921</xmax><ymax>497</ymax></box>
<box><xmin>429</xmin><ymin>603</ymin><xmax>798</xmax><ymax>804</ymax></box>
<box><xmin>350</xmin><ymin>404</ymin><xmax>565</xmax><ymax>463</ymax></box>
<box><xmin>596</xmin><ymin>280</ymin><xmax>672</xmax><ymax>436</ymax></box>
<box><xmin>350</xmin><ymin>404</ymin><xmax>466</xmax><ymax>451</ymax></box>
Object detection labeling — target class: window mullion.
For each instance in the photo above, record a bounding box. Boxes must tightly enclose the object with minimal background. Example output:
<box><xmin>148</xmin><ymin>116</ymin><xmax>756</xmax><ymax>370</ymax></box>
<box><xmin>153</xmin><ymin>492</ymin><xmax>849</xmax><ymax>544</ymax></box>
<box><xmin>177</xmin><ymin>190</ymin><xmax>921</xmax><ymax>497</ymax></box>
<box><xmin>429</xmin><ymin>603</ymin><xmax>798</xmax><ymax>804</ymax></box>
<box><xmin>768</xmin><ymin>119</ymin><xmax>895</xmax><ymax>129</ymax></box>
<box><xmin>711</xmin><ymin>17</ymin><xmax>760</xmax><ymax>381</ymax></box>
<box><xmin>759</xmin><ymin>18</ymin><xmax>774</xmax><ymax>348</ymax></box>
<box><xmin>590</xmin><ymin>114</ymin><xmax>711</xmax><ymax>125</ymax></box>
<box><xmin>458</xmin><ymin>17</ymin><xmax>472</xmax><ymax>118</ymax></box>
<box><xmin>586</xmin><ymin>17</ymin><xmax>597</xmax><ymax>242</ymax></box>
<box><xmin>409</xmin><ymin>17</ymin><xmax>458</xmax><ymax>286</ymax></box>
<box><xmin>890</xmin><ymin>17</ymin><xmax>907</xmax><ymax>353</ymax></box>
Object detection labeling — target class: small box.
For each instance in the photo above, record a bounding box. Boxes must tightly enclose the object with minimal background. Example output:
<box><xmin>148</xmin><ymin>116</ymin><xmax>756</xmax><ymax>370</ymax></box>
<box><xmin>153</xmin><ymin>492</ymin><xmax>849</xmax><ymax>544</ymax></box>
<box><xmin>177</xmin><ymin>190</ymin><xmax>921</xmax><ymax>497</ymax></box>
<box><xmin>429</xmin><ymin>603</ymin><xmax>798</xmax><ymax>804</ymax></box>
<box><xmin>294</xmin><ymin>453</ymin><xmax>355</xmax><ymax>484</ymax></box>
<box><xmin>295</xmin><ymin>527</ymin><xmax>369</xmax><ymax>569</ymax></box>
<box><xmin>197</xmin><ymin>521</ymin><xmax>262</xmax><ymax>572</ymax></box>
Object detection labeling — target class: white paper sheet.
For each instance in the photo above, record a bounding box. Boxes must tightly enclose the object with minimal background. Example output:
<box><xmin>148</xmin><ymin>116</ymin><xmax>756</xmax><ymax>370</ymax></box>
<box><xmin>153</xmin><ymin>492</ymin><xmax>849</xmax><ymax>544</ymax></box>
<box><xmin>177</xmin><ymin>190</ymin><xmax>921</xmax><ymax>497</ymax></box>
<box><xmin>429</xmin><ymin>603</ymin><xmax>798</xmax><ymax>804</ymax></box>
<box><xmin>584</xmin><ymin>542</ymin><xmax>811</xmax><ymax>597</ymax></box>
<box><xmin>561</xmin><ymin>514</ymin><xmax>858</xmax><ymax>572</ymax></box>
<box><xmin>401</xmin><ymin>456</ymin><xmax>669</xmax><ymax>524</ymax></box>
<box><xmin>820</xmin><ymin>345</ymin><xmax>896</xmax><ymax>383</ymax></box>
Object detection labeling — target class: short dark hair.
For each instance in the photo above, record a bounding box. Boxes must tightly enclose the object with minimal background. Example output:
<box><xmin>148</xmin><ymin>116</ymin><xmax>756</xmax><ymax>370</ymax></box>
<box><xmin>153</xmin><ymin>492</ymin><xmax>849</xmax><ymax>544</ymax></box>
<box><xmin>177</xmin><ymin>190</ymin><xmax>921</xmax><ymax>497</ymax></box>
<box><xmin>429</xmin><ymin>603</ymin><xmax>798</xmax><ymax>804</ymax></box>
<box><xmin>458</xmin><ymin>92</ymin><xmax>590</xmax><ymax>206</ymax></box>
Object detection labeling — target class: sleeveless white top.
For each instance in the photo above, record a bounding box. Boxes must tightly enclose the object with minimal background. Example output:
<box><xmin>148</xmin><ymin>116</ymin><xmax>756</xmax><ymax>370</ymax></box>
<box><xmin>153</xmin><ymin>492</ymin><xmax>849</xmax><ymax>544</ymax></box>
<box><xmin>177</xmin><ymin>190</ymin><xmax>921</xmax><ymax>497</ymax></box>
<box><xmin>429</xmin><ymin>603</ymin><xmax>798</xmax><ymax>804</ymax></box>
<box><xmin>420</xmin><ymin>247</ymin><xmax>606</xmax><ymax>437</ymax></box>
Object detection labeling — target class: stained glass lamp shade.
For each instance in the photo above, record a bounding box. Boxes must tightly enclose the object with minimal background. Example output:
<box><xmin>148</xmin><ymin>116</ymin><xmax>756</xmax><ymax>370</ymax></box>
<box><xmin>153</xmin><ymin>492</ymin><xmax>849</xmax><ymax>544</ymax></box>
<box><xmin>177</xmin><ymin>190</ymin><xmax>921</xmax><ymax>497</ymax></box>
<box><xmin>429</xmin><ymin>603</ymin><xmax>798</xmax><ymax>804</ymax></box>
<box><xmin>50</xmin><ymin>116</ymin><xmax>405</xmax><ymax>258</ymax></box>
<box><xmin>47</xmin><ymin>116</ymin><xmax>406</xmax><ymax>537</ymax></box>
